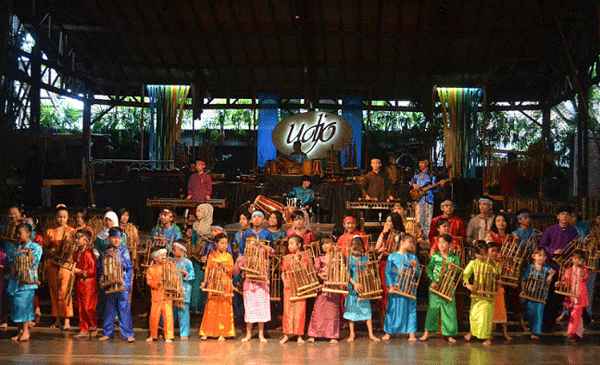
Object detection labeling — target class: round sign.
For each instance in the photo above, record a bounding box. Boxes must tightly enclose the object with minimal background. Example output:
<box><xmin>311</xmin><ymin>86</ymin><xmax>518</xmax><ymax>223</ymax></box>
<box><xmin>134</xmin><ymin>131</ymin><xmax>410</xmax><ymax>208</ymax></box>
<box><xmin>272</xmin><ymin>111</ymin><xmax>353</xmax><ymax>159</ymax></box>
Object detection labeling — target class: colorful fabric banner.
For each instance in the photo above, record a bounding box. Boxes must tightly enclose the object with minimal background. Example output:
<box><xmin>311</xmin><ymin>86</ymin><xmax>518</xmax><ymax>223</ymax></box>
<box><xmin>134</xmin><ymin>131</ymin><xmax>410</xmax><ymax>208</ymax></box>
<box><xmin>257</xmin><ymin>95</ymin><xmax>279</xmax><ymax>168</ymax></box>
<box><xmin>342</xmin><ymin>97</ymin><xmax>363</xmax><ymax>168</ymax></box>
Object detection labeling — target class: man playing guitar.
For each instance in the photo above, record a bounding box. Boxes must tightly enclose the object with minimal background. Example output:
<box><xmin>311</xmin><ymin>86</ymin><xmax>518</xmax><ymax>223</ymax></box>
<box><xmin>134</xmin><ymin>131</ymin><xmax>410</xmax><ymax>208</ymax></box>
<box><xmin>409</xmin><ymin>160</ymin><xmax>447</xmax><ymax>237</ymax></box>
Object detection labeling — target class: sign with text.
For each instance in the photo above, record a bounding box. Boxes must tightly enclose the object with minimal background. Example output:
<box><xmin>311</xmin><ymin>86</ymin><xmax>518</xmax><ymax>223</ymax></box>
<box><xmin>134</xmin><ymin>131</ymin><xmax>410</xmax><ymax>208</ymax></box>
<box><xmin>272</xmin><ymin>111</ymin><xmax>353</xmax><ymax>159</ymax></box>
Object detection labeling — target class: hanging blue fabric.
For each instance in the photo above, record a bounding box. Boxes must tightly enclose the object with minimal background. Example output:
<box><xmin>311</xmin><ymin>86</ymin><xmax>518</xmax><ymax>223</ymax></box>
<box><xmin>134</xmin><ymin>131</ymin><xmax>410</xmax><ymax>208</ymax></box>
<box><xmin>257</xmin><ymin>95</ymin><xmax>279</xmax><ymax>168</ymax></box>
<box><xmin>342</xmin><ymin>97</ymin><xmax>363</xmax><ymax>168</ymax></box>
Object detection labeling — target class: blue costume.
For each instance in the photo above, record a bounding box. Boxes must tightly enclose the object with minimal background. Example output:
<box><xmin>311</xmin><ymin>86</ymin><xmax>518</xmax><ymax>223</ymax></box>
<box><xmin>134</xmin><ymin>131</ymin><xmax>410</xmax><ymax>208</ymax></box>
<box><xmin>513</xmin><ymin>227</ymin><xmax>539</xmax><ymax>246</ymax></box>
<box><xmin>175</xmin><ymin>257</ymin><xmax>195</xmax><ymax>337</ymax></box>
<box><xmin>268</xmin><ymin>229</ymin><xmax>287</xmax><ymax>242</ymax></box>
<box><xmin>99</xmin><ymin>245</ymin><xmax>134</xmax><ymax>339</ymax></box>
<box><xmin>150</xmin><ymin>225</ymin><xmax>182</xmax><ymax>253</ymax></box>
<box><xmin>343</xmin><ymin>255</ymin><xmax>372</xmax><ymax>321</ymax></box>
<box><xmin>95</xmin><ymin>230</ymin><xmax>128</xmax><ymax>254</ymax></box>
<box><xmin>288</xmin><ymin>186</ymin><xmax>315</xmax><ymax>207</ymax></box>
<box><xmin>384</xmin><ymin>252</ymin><xmax>418</xmax><ymax>334</ymax></box>
<box><xmin>410</xmin><ymin>171</ymin><xmax>436</xmax><ymax>237</ymax></box>
<box><xmin>189</xmin><ymin>231</ymin><xmax>209</xmax><ymax>314</ymax></box>
<box><xmin>239</xmin><ymin>228</ymin><xmax>273</xmax><ymax>255</ymax></box>
<box><xmin>7</xmin><ymin>241</ymin><xmax>42</xmax><ymax>323</ymax></box>
<box><xmin>521</xmin><ymin>263</ymin><xmax>552</xmax><ymax>336</ymax></box>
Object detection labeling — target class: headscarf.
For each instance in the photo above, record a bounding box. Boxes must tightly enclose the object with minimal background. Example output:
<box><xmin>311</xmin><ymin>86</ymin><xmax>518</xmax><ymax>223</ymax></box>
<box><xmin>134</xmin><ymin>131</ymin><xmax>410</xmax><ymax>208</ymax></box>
<box><xmin>193</xmin><ymin>203</ymin><xmax>213</xmax><ymax>236</ymax></box>
<box><xmin>97</xmin><ymin>211</ymin><xmax>119</xmax><ymax>240</ymax></box>
<box><xmin>152</xmin><ymin>248</ymin><xmax>167</xmax><ymax>259</ymax></box>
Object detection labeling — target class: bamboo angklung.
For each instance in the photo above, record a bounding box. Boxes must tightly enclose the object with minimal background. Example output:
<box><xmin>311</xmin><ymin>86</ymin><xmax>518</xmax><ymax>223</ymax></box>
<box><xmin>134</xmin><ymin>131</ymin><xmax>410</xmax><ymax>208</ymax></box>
<box><xmin>305</xmin><ymin>240</ymin><xmax>322</xmax><ymax>263</ymax></box>
<box><xmin>554</xmin><ymin>263</ymin><xmax>580</xmax><ymax>298</ymax></box>
<box><xmin>163</xmin><ymin>258</ymin><xmax>185</xmax><ymax>307</ymax></box>
<box><xmin>519</xmin><ymin>267</ymin><xmax>551</xmax><ymax>304</ymax></box>
<box><xmin>202</xmin><ymin>262</ymin><xmax>233</xmax><ymax>297</ymax></box>
<box><xmin>0</xmin><ymin>221</ymin><xmax>18</xmax><ymax>242</ymax></box>
<box><xmin>472</xmin><ymin>258</ymin><xmax>498</xmax><ymax>300</ymax></box>
<box><xmin>242</xmin><ymin>238</ymin><xmax>270</xmax><ymax>282</ymax></box>
<box><xmin>356</xmin><ymin>259</ymin><xmax>383</xmax><ymax>300</ymax></box>
<box><xmin>322</xmin><ymin>246</ymin><xmax>350</xmax><ymax>294</ymax></box>
<box><xmin>498</xmin><ymin>234</ymin><xmax>538</xmax><ymax>287</ymax></box>
<box><xmin>429</xmin><ymin>259</ymin><xmax>464</xmax><ymax>302</ymax></box>
<box><xmin>285</xmin><ymin>251</ymin><xmax>320</xmax><ymax>302</ymax></box>
<box><xmin>270</xmin><ymin>255</ymin><xmax>283</xmax><ymax>302</ymax></box>
<box><xmin>449</xmin><ymin>237</ymin><xmax>465</xmax><ymax>266</ymax></box>
<box><xmin>100</xmin><ymin>250</ymin><xmax>125</xmax><ymax>294</ymax></box>
<box><xmin>15</xmin><ymin>249</ymin><xmax>38</xmax><ymax>285</ymax></box>
<box><xmin>389</xmin><ymin>261</ymin><xmax>424</xmax><ymax>300</ymax></box>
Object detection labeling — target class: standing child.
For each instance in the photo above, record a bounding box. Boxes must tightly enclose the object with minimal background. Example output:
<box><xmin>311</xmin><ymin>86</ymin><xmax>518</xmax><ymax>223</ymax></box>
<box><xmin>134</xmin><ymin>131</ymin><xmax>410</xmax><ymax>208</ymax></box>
<box><xmin>489</xmin><ymin>242</ymin><xmax>511</xmax><ymax>341</ymax></box>
<box><xmin>463</xmin><ymin>241</ymin><xmax>498</xmax><ymax>346</ymax></box>
<box><xmin>199</xmin><ymin>233</ymin><xmax>235</xmax><ymax>341</ymax></box>
<box><xmin>521</xmin><ymin>248</ymin><xmax>554</xmax><ymax>340</ymax></box>
<box><xmin>7</xmin><ymin>223</ymin><xmax>42</xmax><ymax>342</ymax></box>
<box><xmin>146</xmin><ymin>248</ymin><xmax>174</xmax><ymax>342</ymax></box>
<box><xmin>344</xmin><ymin>237</ymin><xmax>380</xmax><ymax>342</ymax></box>
<box><xmin>559</xmin><ymin>249</ymin><xmax>589</xmax><ymax>342</ymax></box>
<box><xmin>383</xmin><ymin>234</ymin><xmax>419</xmax><ymax>342</ymax></box>
<box><xmin>73</xmin><ymin>230</ymin><xmax>98</xmax><ymax>338</ymax></box>
<box><xmin>235</xmin><ymin>235</ymin><xmax>273</xmax><ymax>343</ymax></box>
<box><xmin>420</xmin><ymin>234</ymin><xmax>460</xmax><ymax>343</ymax></box>
<box><xmin>307</xmin><ymin>237</ymin><xmax>343</xmax><ymax>343</ymax></box>
<box><xmin>173</xmin><ymin>241</ymin><xmax>195</xmax><ymax>340</ymax></box>
<box><xmin>280</xmin><ymin>235</ymin><xmax>309</xmax><ymax>344</ymax></box>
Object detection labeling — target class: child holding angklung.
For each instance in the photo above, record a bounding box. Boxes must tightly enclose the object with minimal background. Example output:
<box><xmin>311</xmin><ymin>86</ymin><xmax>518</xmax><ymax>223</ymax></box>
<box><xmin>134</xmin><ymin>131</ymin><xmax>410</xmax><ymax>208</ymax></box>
<box><xmin>307</xmin><ymin>237</ymin><xmax>343</xmax><ymax>343</ymax></box>
<box><xmin>344</xmin><ymin>237</ymin><xmax>380</xmax><ymax>342</ymax></box>
<box><xmin>173</xmin><ymin>241</ymin><xmax>195</xmax><ymax>340</ymax></box>
<box><xmin>234</xmin><ymin>234</ymin><xmax>273</xmax><ymax>343</ymax></box>
<box><xmin>199</xmin><ymin>233</ymin><xmax>235</xmax><ymax>341</ymax></box>
<box><xmin>145</xmin><ymin>248</ymin><xmax>174</xmax><ymax>343</ymax></box>
<box><xmin>383</xmin><ymin>234</ymin><xmax>419</xmax><ymax>342</ymax></box>
<box><xmin>73</xmin><ymin>229</ymin><xmax>98</xmax><ymax>338</ymax></box>
<box><xmin>463</xmin><ymin>241</ymin><xmax>498</xmax><ymax>346</ymax></box>
<box><xmin>280</xmin><ymin>235</ymin><xmax>309</xmax><ymax>344</ymax></box>
<box><xmin>558</xmin><ymin>249</ymin><xmax>589</xmax><ymax>342</ymax></box>
<box><xmin>489</xmin><ymin>242</ymin><xmax>511</xmax><ymax>341</ymax></box>
<box><xmin>521</xmin><ymin>248</ymin><xmax>554</xmax><ymax>340</ymax></box>
<box><xmin>420</xmin><ymin>234</ymin><xmax>460</xmax><ymax>343</ymax></box>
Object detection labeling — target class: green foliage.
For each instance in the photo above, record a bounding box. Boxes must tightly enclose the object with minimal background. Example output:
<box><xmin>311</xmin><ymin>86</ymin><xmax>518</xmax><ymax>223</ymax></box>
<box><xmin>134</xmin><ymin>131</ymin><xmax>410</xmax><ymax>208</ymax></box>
<box><xmin>40</xmin><ymin>100</ymin><xmax>82</xmax><ymax>132</ymax></box>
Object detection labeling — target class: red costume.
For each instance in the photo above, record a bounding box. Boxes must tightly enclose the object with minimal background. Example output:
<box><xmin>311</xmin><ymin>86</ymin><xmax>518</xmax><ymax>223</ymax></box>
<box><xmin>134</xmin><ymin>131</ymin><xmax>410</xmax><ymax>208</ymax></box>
<box><xmin>428</xmin><ymin>215</ymin><xmax>466</xmax><ymax>254</ymax></box>
<box><xmin>75</xmin><ymin>248</ymin><xmax>97</xmax><ymax>332</ymax></box>
<box><xmin>286</xmin><ymin>228</ymin><xmax>316</xmax><ymax>246</ymax></box>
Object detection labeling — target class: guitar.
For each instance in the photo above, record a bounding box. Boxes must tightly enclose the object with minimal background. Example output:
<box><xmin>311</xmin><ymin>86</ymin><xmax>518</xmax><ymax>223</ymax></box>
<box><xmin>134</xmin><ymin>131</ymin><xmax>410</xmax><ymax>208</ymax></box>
<box><xmin>409</xmin><ymin>178</ymin><xmax>451</xmax><ymax>201</ymax></box>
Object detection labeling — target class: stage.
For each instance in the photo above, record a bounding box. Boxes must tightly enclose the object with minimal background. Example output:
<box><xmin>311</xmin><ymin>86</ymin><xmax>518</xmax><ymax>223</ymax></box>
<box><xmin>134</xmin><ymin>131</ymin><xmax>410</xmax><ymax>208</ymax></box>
<box><xmin>0</xmin><ymin>328</ymin><xmax>598</xmax><ymax>364</ymax></box>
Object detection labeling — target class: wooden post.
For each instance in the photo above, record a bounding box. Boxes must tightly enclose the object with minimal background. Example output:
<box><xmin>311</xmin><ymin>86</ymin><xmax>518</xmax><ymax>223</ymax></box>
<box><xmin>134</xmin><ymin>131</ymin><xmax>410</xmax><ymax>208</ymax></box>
<box><xmin>542</xmin><ymin>103</ymin><xmax>552</xmax><ymax>152</ymax></box>
<box><xmin>577</xmin><ymin>86</ymin><xmax>590</xmax><ymax>198</ymax></box>
<box><xmin>140</xmin><ymin>86</ymin><xmax>145</xmax><ymax>160</ymax></box>
<box><xmin>30</xmin><ymin>30</ymin><xmax>41</xmax><ymax>131</ymax></box>
<box><xmin>82</xmin><ymin>93</ymin><xmax>91</xmax><ymax>162</ymax></box>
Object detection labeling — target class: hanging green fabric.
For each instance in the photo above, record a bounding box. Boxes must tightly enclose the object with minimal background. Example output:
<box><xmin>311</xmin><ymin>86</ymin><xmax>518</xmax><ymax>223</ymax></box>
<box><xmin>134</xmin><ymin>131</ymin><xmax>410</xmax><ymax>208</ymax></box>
<box><xmin>147</xmin><ymin>85</ymin><xmax>190</xmax><ymax>162</ymax></box>
<box><xmin>437</xmin><ymin>87</ymin><xmax>482</xmax><ymax>178</ymax></box>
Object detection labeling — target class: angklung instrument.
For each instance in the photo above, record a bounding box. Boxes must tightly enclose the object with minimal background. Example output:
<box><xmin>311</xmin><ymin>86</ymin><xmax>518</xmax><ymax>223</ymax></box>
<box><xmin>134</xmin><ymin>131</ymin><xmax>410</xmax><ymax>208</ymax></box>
<box><xmin>388</xmin><ymin>261</ymin><xmax>424</xmax><ymax>300</ymax></box>
<box><xmin>498</xmin><ymin>234</ymin><xmax>538</xmax><ymax>287</ymax></box>
<box><xmin>100</xmin><ymin>249</ymin><xmax>125</xmax><ymax>294</ymax></box>
<box><xmin>0</xmin><ymin>221</ymin><xmax>19</xmax><ymax>242</ymax></box>
<box><xmin>146</xmin><ymin>198</ymin><xmax>227</xmax><ymax>209</ymax></box>
<box><xmin>242</xmin><ymin>238</ymin><xmax>270</xmax><ymax>282</ymax></box>
<box><xmin>284</xmin><ymin>252</ymin><xmax>320</xmax><ymax>302</ymax></box>
<box><xmin>202</xmin><ymin>261</ymin><xmax>233</xmax><ymax>297</ymax></box>
<box><xmin>378</xmin><ymin>231</ymin><xmax>400</xmax><ymax>260</ymax></box>
<box><xmin>163</xmin><ymin>258</ymin><xmax>185</xmax><ymax>307</ymax></box>
<box><xmin>470</xmin><ymin>258</ymin><xmax>498</xmax><ymax>300</ymax></box>
<box><xmin>519</xmin><ymin>266</ymin><xmax>552</xmax><ymax>304</ymax></box>
<box><xmin>270</xmin><ymin>254</ymin><xmax>283</xmax><ymax>302</ymax></box>
<box><xmin>554</xmin><ymin>262</ymin><xmax>581</xmax><ymax>298</ymax></box>
<box><xmin>322</xmin><ymin>247</ymin><xmax>350</xmax><ymax>294</ymax></box>
<box><xmin>356</xmin><ymin>259</ymin><xmax>383</xmax><ymax>300</ymax></box>
<box><xmin>429</xmin><ymin>259</ymin><xmax>464</xmax><ymax>302</ymax></box>
<box><xmin>305</xmin><ymin>240</ymin><xmax>322</xmax><ymax>263</ymax></box>
<box><xmin>15</xmin><ymin>248</ymin><xmax>38</xmax><ymax>285</ymax></box>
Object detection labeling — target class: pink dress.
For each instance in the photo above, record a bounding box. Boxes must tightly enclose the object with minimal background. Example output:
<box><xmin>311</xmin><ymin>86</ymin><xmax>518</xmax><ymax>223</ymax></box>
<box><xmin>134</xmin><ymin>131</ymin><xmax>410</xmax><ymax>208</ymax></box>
<box><xmin>307</xmin><ymin>256</ymin><xmax>343</xmax><ymax>339</ymax></box>
<box><xmin>281</xmin><ymin>254</ymin><xmax>308</xmax><ymax>336</ymax></box>
<box><xmin>565</xmin><ymin>266</ymin><xmax>589</xmax><ymax>338</ymax></box>
<box><xmin>234</xmin><ymin>255</ymin><xmax>271</xmax><ymax>323</ymax></box>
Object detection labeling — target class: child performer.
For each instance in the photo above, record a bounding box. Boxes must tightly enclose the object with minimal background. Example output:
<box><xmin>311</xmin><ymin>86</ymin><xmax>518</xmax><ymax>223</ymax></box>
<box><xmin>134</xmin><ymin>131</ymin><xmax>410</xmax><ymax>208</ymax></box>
<box><xmin>521</xmin><ymin>248</ymin><xmax>554</xmax><ymax>340</ymax></box>
<box><xmin>489</xmin><ymin>242</ymin><xmax>511</xmax><ymax>341</ymax></box>
<box><xmin>307</xmin><ymin>237</ymin><xmax>343</xmax><ymax>343</ymax></box>
<box><xmin>463</xmin><ymin>241</ymin><xmax>498</xmax><ymax>346</ymax></box>
<box><xmin>286</xmin><ymin>210</ymin><xmax>315</xmax><ymax>244</ymax></box>
<box><xmin>73</xmin><ymin>230</ymin><xmax>98</xmax><ymax>338</ymax></box>
<box><xmin>280</xmin><ymin>235</ymin><xmax>309</xmax><ymax>344</ymax></box>
<box><xmin>344</xmin><ymin>237</ymin><xmax>380</xmax><ymax>342</ymax></box>
<box><xmin>337</xmin><ymin>216</ymin><xmax>368</xmax><ymax>256</ymax></box>
<box><xmin>559</xmin><ymin>249</ymin><xmax>589</xmax><ymax>342</ymax></box>
<box><xmin>383</xmin><ymin>234</ymin><xmax>418</xmax><ymax>342</ymax></box>
<box><xmin>173</xmin><ymin>241</ymin><xmax>195</xmax><ymax>340</ymax></box>
<box><xmin>199</xmin><ymin>233</ymin><xmax>235</xmax><ymax>341</ymax></box>
<box><xmin>420</xmin><ymin>234</ymin><xmax>460</xmax><ymax>343</ymax></box>
<box><xmin>235</xmin><ymin>235</ymin><xmax>273</xmax><ymax>343</ymax></box>
<box><xmin>7</xmin><ymin>223</ymin><xmax>42</xmax><ymax>342</ymax></box>
<box><xmin>146</xmin><ymin>248</ymin><xmax>174</xmax><ymax>342</ymax></box>
<box><xmin>151</xmin><ymin>209</ymin><xmax>182</xmax><ymax>253</ymax></box>
<box><xmin>98</xmin><ymin>228</ymin><xmax>135</xmax><ymax>343</ymax></box>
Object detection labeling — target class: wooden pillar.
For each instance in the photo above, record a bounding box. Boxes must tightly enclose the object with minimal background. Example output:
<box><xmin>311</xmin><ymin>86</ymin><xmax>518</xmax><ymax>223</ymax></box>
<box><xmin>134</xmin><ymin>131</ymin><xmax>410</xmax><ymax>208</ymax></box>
<box><xmin>0</xmin><ymin>5</ymin><xmax>10</xmax><ymax>116</ymax></box>
<box><xmin>577</xmin><ymin>87</ymin><xmax>590</xmax><ymax>198</ymax></box>
<box><xmin>542</xmin><ymin>104</ymin><xmax>552</xmax><ymax>152</ymax></box>
<box><xmin>29</xmin><ymin>32</ymin><xmax>41</xmax><ymax>130</ymax></box>
<box><xmin>82</xmin><ymin>93</ymin><xmax>92</xmax><ymax>162</ymax></box>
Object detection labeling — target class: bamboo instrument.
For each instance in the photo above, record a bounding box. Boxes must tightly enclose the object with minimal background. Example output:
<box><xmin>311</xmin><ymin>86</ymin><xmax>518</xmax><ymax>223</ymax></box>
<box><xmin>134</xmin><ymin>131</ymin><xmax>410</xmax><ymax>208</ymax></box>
<box><xmin>554</xmin><ymin>263</ymin><xmax>580</xmax><ymax>298</ymax></box>
<box><xmin>163</xmin><ymin>258</ymin><xmax>185</xmax><ymax>307</ymax></box>
<box><xmin>472</xmin><ymin>258</ymin><xmax>498</xmax><ymax>300</ymax></box>
<box><xmin>389</xmin><ymin>261</ymin><xmax>424</xmax><ymax>300</ymax></box>
<box><xmin>100</xmin><ymin>250</ymin><xmax>125</xmax><ymax>294</ymax></box>
<box><xmin>449</xmin><ymin>237</ymin><xmax>465</xmax><ymax>266</ymax></box>
<box><xmin>270</xmin><ymin>255</ymin><xmax>283</xmax><ymax>302</ymax></box>
<box><xmin>242</xmin><ymin>238</ymin><xmax>270</xmax><ymax>282</ymax></box>
<box><xmin>519</xmin><ymin>267</ymin><xmax>551</xmax><ymax>304</ymax></box>
<box><xmin>0</xmin><ymin>221</ymin><xmax>18</xmax><ymax>242</ymax></box>
<box><xmin>356</xmin><ymin>259</ymin><xmax>383</xmax><ymax>301</ymax></box>
<box><xmin>15</xmin><ymin>249</ymin><xmax>38</xmax><ymax>285</ymax></box>
<box><xmin>202</xmin><ymin>262</ymin><xmax>233</xmax><ymax>297</ymax></box>
<box><xmin>322</xmin><ymin>246</ymin><xmax>350</xmax><ymax>294</ymax></box>
<box><xmin>429</xmin><ymin>260</ymin><xmax>463</xmax><ymax>302</ymax></box>
<box><xmin>498</xmin><ymin>235</ymin><xmax>533</xmax><ymax>287</ymax></box>
<box><xmin>285</xmin><ymin>252</ymin><xmax>320</xmax><ymax>302</ymax></box>
<box><xmin>305</xmin><ymin>240</ymin><xmax>322</xmax><ymax>262</ymax></box>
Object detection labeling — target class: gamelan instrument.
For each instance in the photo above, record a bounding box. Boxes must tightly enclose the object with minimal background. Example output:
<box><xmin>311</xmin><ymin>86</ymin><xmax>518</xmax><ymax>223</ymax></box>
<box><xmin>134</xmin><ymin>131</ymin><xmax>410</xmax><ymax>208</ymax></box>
<box><xmin>283</xmin><ymin>252</ymin><xmax>320</xmax><ymax>301</ymax></box>
<box><xmin>270</xmin><ymin>254</ymin><xmax>283</xmax><ymax>302</ymax></box>
<box><xmin>429</xmin><ymin>260</ymin><xmax>464</xmax><ymax>302</ymax></box>
<box><xmin>498</xmin><ymin>234</ymin><xmax>538</xmax><ymax>287</ymax></box>
<box><xmin>356</xmin><ymin>259</ymin><xmax>383</xmax><ymax>300</ymax></box>
<box><xmin>253</xmin><ymin>195</ymin><xmax>286</xmax><ymax>216</ymax></box>
<box><xmin>241</xmin><ymin>238</ymin><xmax>270</xmax><ymax>282</ymax></box>
<box><xmin>345</xmin><ymin>201</ymin><xmax>400</xmax><ymax>211</ymax></box>
<box><xmin>163</xmin><ymin>259</ymin><xmax>185</xmax><ymax>307</ymax></box>
<box><xmin>146</xmin><ymin>198</ymin><xmax>227</xmax><ymax>209</ymax></box>
<box><xmin>15</xmin><ymin>249</ymin><xmax>38</xmax><ymax>285</ymax></box>
<box><xmin>100</xmin><ymin>250</ymin><xmax>125</xmax><ymax>294</ymax></box>
<box><xmin>470</xmin><ymin>259</ymin><xmax>498</xmax><ymax>300</ymax></box>
<box><xmin>408</xmin><ymin>178</ymin><xmax>451</xmax><ymax>201</ymax></box>
<box><xmin>201</xmin><ymin>262</ymin><xmax>233</xmax><ymax>297</ymax></box>
<box><xmin>322</xmin><ymin>247</ymin><xmax>350</xmax><ymax>294</ymax></box>
<box><xmin>388</xmin><ymin>261</ymin><xmax>424</xmax><ymax>300</ymax></box>
<box><xmin>554</xmin><ymin>263</ymin><xmax>581</xmax><ymax>298</ymax></box>
<box><xmin>519</xmin><ymin>267</ymin><xmax>552</xmax><ymax>304</ymax></box>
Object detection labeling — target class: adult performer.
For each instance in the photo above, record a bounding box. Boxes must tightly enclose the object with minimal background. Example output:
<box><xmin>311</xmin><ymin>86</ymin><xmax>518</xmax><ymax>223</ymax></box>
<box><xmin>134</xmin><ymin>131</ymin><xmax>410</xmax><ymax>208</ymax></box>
<box><xmin>187</xmin><ymin>159</ymin><xmax>213</xmax><ymax>201</ymax></box>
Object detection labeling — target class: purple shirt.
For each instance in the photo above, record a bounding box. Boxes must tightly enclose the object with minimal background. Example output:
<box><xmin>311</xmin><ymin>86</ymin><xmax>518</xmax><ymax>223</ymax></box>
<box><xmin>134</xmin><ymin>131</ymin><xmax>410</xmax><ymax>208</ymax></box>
<box><xmin>187</xmin><ymin>173</ymin><xmax>213</xmax><ymax>201</ymax></box>
<box><xmin>539</xmin><ymin>224</ymin><xmax>578</xmax><ymax>256</ymax></box>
